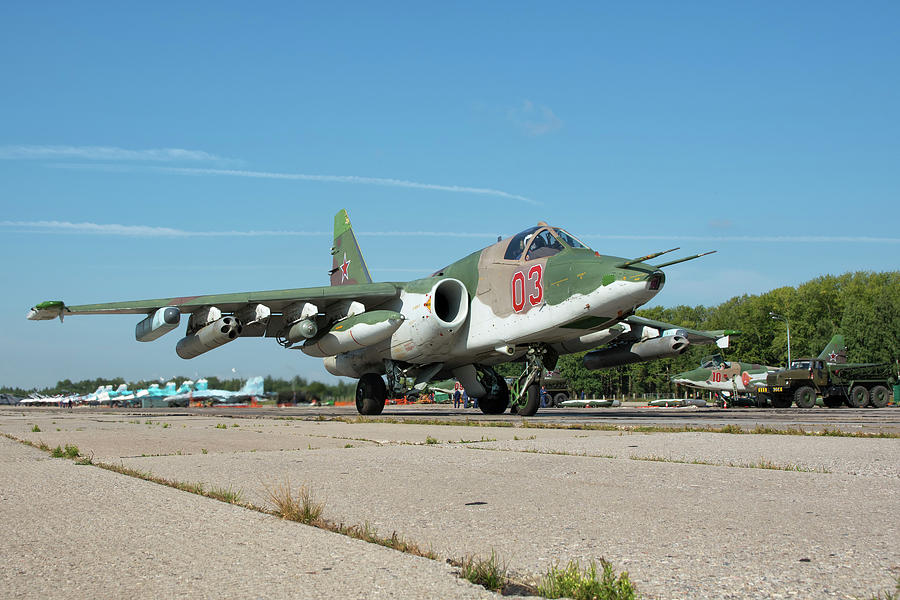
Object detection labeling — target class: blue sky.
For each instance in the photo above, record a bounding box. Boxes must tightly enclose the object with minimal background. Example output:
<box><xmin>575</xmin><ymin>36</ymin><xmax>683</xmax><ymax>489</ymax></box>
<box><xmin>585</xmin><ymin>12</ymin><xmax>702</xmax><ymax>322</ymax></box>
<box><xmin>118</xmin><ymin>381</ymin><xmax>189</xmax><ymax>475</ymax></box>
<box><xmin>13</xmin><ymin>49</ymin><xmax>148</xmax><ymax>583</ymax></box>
<box><xmin>2</xmin><ymin>2</ymin><xmax>898</xmax><ymax>388</ymax></box>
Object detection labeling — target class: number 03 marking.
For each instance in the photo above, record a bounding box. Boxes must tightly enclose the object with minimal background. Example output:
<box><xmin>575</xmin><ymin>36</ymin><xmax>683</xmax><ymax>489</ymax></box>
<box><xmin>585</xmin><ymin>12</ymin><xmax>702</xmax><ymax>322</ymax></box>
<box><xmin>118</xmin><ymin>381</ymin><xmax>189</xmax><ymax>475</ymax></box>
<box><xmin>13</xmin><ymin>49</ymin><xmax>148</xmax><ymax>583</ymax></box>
<box><xmin>512</xmin><ymin>264</ymin><xmax>544</xmax><ymax>312</ymax></box>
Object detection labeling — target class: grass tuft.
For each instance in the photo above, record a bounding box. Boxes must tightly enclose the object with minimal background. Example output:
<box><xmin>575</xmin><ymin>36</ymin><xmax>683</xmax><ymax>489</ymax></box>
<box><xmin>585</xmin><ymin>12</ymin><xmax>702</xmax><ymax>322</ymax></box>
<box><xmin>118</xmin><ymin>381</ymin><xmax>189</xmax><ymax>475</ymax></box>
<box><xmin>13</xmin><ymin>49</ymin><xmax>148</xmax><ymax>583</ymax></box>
<box><xmin>425</xmin><ymin>435</ymin><xmax>439</xmax><ymax>445</ymax></box>
<box><xmin>459</xmin><ymin>551</ymin><xmax>507</xmax><ymax>591</ymax></box>
<box><xmin>266</xmin><ymin>481</ymin><xmax>325</xmax><ymax>525</ymax></box>
<box><xmin>869</xmin><ymin>576</ymin><xmax>900</xmax><ymax>600</ymax></box>
<box><xmin>215</xmin><ymin>423</ymin><xmax>227</xmax><ymax>429</ymax></box>
<box><xmin>31</xmin><ymin>424</ymin><xmax>41</xmax><ymax>432</ymax></box>
<box><xmin>538</xmin><ymin>559</ymin><xmax>637</xmax><ymax>600</ymax></box>
<box><xmin>208</xmin><ymin>485</ymin><xmax>245</xmax><ymax>504</ymax></box>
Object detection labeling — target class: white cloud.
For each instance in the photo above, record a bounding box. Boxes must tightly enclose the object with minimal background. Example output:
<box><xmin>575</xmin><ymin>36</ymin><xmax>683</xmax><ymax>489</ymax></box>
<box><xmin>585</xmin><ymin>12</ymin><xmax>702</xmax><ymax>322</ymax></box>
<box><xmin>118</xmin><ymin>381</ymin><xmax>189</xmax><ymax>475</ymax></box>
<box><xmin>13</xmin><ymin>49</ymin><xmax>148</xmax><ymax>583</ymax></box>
<box><xmin>508</xmin><ymin>100</ymin><xmax>563</xmax><ymax>136</ymax></box>
<box><xmin>0</xmin><ymin>144</ymin><xmax>233</xmax><ymax>163</ymax></box>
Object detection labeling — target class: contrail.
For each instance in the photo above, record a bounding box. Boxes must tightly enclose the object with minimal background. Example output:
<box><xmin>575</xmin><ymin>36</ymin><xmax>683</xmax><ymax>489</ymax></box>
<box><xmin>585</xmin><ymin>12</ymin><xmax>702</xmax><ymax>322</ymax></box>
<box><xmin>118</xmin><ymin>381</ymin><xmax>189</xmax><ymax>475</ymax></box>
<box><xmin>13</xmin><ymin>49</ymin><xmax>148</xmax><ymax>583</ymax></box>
<box><xmin>3</xmin><ymin>221</ymin><xmax>896</xmax><ymax>244</ymax></box>
<box><xmin>160</xmin><ymin>166</ymin><xmax>539</xmax><ymax>206</ymax></box>
<box><xmin>585</xmin><ymin>233</ymin><xmax>900</xmax><ymax>244</ymax></box>
<box><xmin>0</xmin><ymin>144</ymin><xmax>231</xmax><ymax>163</ymax></box>
<box><xmin>46</xmin><ymin>162</ymin><xmax>539</xmax><ymax>205</ymax></box>
<box><xmin>0</xmin><ymin>221</ymin><xmax>500</xmax><ymax>238</ymax></box>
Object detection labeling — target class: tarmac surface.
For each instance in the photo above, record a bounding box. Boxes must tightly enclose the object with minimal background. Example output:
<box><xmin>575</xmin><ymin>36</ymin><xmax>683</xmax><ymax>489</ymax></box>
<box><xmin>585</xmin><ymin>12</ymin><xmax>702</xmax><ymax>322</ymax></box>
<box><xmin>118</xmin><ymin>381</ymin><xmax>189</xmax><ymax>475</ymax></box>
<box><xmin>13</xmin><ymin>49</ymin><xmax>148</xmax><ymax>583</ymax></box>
<box><xmin>2</xmin><ymin>405</ymin><xmax>899</xmax><ymax>599</ymax></box>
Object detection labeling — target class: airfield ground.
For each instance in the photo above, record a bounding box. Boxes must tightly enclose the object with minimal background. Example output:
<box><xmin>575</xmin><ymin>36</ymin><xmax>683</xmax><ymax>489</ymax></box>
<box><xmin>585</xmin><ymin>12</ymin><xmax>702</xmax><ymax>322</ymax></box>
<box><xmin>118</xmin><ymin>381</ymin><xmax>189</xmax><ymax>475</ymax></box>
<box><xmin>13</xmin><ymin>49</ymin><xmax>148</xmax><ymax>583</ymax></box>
<box><xmin>1</xmin><ymin>405</ymin><xmax>898</xmax><ymax>599</ymax></box>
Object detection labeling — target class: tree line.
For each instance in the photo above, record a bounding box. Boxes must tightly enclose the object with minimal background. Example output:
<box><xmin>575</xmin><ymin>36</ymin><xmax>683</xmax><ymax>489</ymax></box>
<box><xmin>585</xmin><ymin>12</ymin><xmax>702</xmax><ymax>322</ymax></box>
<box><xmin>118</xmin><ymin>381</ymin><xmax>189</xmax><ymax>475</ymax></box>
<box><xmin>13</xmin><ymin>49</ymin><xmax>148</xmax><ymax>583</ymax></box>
<box><xmin>555</xmin><ymin>271</ymin><xmax>900</xmax><ymax>397</ymax></box>
<box><xmin>4</xmin><ymin>271</ymin><xmax>897</xmax><ymax>400</ymax></box>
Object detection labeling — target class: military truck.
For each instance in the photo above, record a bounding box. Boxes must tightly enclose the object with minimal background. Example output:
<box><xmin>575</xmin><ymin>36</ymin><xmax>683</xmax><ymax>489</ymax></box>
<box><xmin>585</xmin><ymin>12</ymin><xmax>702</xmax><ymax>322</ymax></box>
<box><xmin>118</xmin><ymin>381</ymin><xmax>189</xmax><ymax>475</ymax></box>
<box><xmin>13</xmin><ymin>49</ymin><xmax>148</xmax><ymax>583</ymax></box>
<box><xmin>542</xmin><ymin>370</ymin><xmax>572</xmax><ymax>406</ymax></box>
<box><xmin>756</xmin><ymin>358</ymin><xmax>896</xmax><ymax>408</ymax></box>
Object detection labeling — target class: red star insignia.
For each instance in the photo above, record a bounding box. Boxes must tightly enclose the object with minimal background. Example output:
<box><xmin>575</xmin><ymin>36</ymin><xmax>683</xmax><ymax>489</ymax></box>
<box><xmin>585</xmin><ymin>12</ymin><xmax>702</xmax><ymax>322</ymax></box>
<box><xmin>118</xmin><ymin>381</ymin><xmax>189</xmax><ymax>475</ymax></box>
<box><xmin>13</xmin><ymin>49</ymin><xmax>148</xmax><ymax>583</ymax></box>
<box><xmin>340</xmin><ymin>254</ymin><xmax>351</xmax><ymax>281</ymax></box>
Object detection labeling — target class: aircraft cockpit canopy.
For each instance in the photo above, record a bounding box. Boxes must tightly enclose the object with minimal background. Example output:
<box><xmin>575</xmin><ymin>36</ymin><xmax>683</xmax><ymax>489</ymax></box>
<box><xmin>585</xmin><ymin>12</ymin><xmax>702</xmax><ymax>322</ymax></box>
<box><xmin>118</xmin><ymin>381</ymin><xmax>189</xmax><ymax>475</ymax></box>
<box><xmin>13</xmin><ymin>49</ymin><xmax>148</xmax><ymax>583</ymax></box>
<box><xmin>700</xmin><ymin>354</ymin><xmax>727</xmax><ymax>369</ymax></box>
<box><xmin>503</xmin><ymin>224</ymin><xmax>590</xmax><ymax>261</ymax></box>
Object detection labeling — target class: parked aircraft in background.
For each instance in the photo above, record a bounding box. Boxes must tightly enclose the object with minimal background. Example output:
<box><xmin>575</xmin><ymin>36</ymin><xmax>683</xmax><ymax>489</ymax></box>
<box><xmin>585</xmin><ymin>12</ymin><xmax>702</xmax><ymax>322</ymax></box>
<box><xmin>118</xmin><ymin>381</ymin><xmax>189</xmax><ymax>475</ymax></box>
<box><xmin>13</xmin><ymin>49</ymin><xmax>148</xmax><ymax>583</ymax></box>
<box><xmin>671</xmin><ymin>355</ymin><xmax>774</xmax><ymax>397</ymax></box>
<box><xmin>671</xmin><ymin>335</ymin><xmax>848</xmax><ymax>399</ymax></box>
<box><xmin>28</xmin><ymin>210</ymin><xmax>735</xmax><ymax>416</ymax></box>
<box><xmin>165</xmin><ymin>376</ymin><xmax>265</xmax><ymax>406</ymax></box>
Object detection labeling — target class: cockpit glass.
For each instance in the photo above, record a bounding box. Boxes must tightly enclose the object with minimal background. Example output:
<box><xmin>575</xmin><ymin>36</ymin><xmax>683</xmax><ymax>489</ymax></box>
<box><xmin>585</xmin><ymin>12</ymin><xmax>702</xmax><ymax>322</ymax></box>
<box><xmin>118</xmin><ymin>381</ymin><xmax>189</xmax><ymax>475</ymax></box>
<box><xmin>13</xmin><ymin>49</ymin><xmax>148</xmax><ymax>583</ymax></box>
<box><xmin>504</xmin><ymin>225</ymin><xmax>591</xmax><ymax>260</ymax></box>
<box><xmin>555</xmin><ymin>229</ymin><xmax>588</xmax><ymax>250</ymax></box>
<box><xmin>790</xmin><ymin>360</ymin><xmax>812</xmax><ymax>370</ymax></box>
<box><xmin>504</xmin><ymin>226</ymin><xmax>541</xmax><ymax>260</ymax></box>
<box><xmin>525</xmin><ymin>229</ymin><xmax>566</xmax><ymax>260</ymax></box>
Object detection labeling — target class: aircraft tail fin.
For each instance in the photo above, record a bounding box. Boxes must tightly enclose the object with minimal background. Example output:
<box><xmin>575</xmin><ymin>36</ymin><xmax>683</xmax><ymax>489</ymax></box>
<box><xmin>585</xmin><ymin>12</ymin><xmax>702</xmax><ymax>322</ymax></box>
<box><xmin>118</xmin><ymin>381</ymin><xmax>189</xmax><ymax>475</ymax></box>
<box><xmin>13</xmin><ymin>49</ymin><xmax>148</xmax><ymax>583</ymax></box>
<box><xmin>330</xmin><ymin>209</ymin><xmax>372</xmax><ymax>286</ymax></box>
<box><xmin>240</xmin><ymin>376</ymin><xmax>265</xmax><ymax>396</ymax></box>
<box><xmin>818</xmin><ymin>334</ymin><xmax>847</xmax><ymax>363</ymax></box>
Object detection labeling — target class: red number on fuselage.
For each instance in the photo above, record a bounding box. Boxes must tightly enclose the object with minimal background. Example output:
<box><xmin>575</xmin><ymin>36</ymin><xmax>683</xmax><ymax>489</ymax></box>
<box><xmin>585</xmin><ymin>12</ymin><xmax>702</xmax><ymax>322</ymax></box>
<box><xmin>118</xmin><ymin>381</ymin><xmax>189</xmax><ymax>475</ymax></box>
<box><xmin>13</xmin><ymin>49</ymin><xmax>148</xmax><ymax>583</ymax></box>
<box><xmin>512</xmin><ymin>265</ymin><xmax>543</xmax><ymax>312</ymax></box>
<box><xmin>512</xmin><ymin>271</ymin><xmax>526</xmax><ymax>312</ymax></box>
<box><xmin>528</xmin><ymin>264</ymin><xmax>543</xmax><ymax>306</ymax></box>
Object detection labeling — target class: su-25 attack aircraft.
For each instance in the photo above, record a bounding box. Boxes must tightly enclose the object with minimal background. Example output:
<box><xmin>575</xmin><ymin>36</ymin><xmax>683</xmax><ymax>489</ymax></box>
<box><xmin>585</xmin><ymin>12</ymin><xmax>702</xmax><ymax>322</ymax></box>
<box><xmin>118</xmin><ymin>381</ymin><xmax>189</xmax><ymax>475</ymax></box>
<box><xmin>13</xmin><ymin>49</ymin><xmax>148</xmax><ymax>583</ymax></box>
<box><xmin>671</xmin><ymin>334</ymin><xmax>847</xmax><ymax>397</ymax></box>
<box><xmin>28</xmin><ymin>210</ymin><xmax>736</xmax><ymax>416</ymax></box>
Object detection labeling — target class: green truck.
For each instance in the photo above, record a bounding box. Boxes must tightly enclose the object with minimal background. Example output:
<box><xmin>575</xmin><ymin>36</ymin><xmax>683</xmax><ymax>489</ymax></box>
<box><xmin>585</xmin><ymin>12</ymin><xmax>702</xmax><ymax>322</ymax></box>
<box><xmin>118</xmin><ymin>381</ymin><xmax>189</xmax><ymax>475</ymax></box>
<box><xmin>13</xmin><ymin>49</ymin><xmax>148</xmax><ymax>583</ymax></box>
<box><xmin>756</xmin><ymin>358</ymin><xmax>896</xmax><ymax>408</ymax></box>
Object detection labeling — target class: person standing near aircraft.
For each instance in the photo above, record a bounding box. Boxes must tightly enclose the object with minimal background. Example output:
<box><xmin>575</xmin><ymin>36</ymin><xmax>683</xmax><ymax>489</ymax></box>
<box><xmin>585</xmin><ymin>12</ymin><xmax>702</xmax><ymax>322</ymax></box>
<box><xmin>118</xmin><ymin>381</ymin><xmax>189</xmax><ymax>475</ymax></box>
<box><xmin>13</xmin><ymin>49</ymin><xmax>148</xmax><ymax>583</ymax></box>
<box><xmin>453</xmin><ymin>388</ymin><xmax>461</xmax><ymax>408</ymax></box>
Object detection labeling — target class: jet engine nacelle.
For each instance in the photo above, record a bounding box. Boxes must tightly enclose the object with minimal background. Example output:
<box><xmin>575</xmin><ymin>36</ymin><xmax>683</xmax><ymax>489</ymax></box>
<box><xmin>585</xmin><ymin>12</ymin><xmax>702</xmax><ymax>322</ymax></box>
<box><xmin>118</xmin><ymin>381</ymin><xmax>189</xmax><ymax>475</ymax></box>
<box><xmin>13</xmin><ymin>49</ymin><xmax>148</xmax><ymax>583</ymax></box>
<box><xmin>389</xmin><ymin>278</ymin><xmax>469</xmax><ymax>361</ymax></box>
<box><xmin>175</xmin><ymin>316</ymin><xmax>242</xmax><ymax>359</ymax></box>
<box><xmin>583</xmin><ymin>335</ymin><xmax>690</xmax><ymax>370</ymax></box>
<box><xmin>135</xmin><ymin>307</ymin><xmax>181</xmax><ymax>342</ymax></box>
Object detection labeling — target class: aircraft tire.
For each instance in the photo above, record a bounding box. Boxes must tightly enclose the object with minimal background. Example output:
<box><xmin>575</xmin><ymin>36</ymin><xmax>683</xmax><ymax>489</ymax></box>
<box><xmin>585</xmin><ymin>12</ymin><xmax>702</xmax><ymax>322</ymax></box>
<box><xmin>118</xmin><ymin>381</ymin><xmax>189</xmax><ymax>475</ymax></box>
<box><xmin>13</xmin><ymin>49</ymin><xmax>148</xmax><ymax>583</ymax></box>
<box><xmin>552</xmin><ymin>392</ymin><xmax>568</xmax><ymax>407</ymax></box>
<box><xmin>793</xmin><ymin>386</ymin><xmax>817</xmax><ymax>409</ymax></box>
<box><xmin>518</xmin><ymin>383</ymin><xmax>541</xmax><ymax>417</ymax></box>
<box><xmin>479</xmin><ymin>378</ymin><xmax>510</xmax><ymax>415</ymax></box>
<box><xmin>771</xmin><ymin>395</ymin><xmax>792</xmax><ymax>408</ymax></box>
<box><xmin>869</xmin><ymin>385</ymin><xmax>890</xmax><ymax>408</ymax></box>
<box><xmin>847</xmin><ymin>385</ymin><xmax>869</xmax><ymax>408</ymax></box>
<box><xmin>356</xmin><ymin>373</ymin><xmax>386</xmax><ymax>415</ymax></box>
<box><xmin>823</xmin><ymin>396</ymin><xmax>844</xmax><ymax>408</ymax></box>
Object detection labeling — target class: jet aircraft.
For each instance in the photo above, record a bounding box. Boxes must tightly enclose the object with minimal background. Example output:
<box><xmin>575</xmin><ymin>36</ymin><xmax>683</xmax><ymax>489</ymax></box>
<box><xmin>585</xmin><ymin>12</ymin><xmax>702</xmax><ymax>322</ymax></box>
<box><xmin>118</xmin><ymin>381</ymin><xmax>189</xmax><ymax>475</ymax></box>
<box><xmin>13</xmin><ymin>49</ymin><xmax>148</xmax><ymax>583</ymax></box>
<box><xmin>671</xmin><ymin>335</ymin><xmax>847</xmax><ymax>399</ymax></box>
<box><xmin>27</xmin><ymin>210</ymin><xmax>735</xmax><ymax>416</ymax></box>
<box><xmin>672</xmin><ymin>355</ymin><xmax>775</xmax><ymax>397</ymax></box>
<box><xmin>165</xmin><ymin>376</ymin><xmax>265</xmax><ymax>406</ymax></box>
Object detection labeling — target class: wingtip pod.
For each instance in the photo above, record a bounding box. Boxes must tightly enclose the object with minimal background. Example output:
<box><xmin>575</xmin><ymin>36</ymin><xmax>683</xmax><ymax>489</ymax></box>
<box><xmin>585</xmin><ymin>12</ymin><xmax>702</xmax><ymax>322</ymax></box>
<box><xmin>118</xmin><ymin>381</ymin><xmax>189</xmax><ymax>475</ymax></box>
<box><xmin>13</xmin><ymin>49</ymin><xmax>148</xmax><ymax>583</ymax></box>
<box><xmin>27</xmin><ymin>300</ymin><xmax>67</xmax><ymax>321</ymax></box>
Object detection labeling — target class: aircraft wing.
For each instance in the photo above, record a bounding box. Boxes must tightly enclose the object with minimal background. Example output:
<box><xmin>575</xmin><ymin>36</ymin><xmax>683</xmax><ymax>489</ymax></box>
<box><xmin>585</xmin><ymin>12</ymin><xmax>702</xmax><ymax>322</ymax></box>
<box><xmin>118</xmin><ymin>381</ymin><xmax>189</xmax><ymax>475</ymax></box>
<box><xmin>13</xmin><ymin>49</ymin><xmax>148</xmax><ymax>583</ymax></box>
<box><xmin>27</xmin><ymin>282</ymin><xmax>403</xmax><ymax>346</ymax></box>
<box><xmin>28</xmin><ymin>283</ymin><xmax>400</xmax><ymax>318</ymax></box>
<box><xmin>624</xmin><ymin>315</ymin><xmax>739</xmax><ymax>348</ymax></box>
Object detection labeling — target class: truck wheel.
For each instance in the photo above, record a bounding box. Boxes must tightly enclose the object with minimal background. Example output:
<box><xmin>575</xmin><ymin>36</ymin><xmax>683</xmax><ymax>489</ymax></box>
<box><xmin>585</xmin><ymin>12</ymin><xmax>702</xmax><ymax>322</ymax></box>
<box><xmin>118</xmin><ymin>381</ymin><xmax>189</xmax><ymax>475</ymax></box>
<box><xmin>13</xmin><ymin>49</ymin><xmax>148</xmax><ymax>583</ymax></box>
<box><xmin>869</xmin><ymin>385</ymin><xmax>890</xmax><ymax>408</ymax></box>
<box><xmin>793</xmin><ymin>386</ymin><xmax>816</xmax><ymax>409</ymax></box>
<box><xmin>756</xmin><ymin>393</ymin><xmax>770</xmax><ymax>408</ymax></box>
<box><xmin>553</xmin><ymin>392</ymin><xmax>568</xmax><ymax>407</ymax></box>
<box><xmin>771</xmin><ymin>395</ymin><xmax>792</xmax><ymax>408</ymax></box>
<box><xmin>847</xmin><ymin>385</ymin><xmax>869</xmax><ymax>408</ymax></box>
<box><xmin>823</xmin><ymin>396</ymin><xmax>844</xmax><ymax>408</ymax></box>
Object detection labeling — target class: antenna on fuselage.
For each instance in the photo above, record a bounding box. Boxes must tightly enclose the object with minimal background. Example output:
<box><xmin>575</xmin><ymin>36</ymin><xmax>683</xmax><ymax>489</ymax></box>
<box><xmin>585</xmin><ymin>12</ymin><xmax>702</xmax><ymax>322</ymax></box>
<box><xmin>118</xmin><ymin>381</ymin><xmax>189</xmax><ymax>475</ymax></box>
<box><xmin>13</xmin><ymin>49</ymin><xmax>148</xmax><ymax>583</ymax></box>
<box><xmin>653</xmin><ymin>250</ymin><xmax>717</xmax><ymax>268</ymax></box>
<box><xmin>616</xmin><ymin>248</ymin><xmax>680</xmax><ymax>268</ymax></box>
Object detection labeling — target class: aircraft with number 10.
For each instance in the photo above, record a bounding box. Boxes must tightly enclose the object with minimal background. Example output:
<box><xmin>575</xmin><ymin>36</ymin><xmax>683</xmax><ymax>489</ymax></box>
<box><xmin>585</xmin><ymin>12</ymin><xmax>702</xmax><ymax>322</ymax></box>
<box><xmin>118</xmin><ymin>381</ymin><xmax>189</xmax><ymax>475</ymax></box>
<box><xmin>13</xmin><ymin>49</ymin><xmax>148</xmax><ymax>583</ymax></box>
<box><xmin>27</xmin><ymin>209</ymin><xmax>736</xmax><ymax>416</ymax></box>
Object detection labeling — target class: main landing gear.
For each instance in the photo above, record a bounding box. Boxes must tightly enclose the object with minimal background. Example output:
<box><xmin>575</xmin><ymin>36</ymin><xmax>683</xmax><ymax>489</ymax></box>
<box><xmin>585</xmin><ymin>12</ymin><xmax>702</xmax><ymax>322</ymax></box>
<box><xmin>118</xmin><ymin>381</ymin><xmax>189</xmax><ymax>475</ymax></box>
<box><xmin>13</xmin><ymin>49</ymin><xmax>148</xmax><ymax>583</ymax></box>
<box><xmin>507</xmin><ymin>344</ymin><xmax>557</xmax><ymax>417</ymax></box>
<box><xmin>356</xmin><ymin>373</ymin><xmax>387</xmax><ymax>415</ymax></box>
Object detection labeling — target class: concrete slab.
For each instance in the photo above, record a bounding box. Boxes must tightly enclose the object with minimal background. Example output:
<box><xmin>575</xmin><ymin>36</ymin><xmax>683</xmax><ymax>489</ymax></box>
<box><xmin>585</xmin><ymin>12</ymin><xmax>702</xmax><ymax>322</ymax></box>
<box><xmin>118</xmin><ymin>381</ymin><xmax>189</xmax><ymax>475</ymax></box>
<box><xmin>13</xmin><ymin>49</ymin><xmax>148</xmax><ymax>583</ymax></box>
<box><xmin>0</xmin><ymin>437</ymin><xmax>505</xmax><ymax>600</ymax></box>
<box><xmin>2</xmin><ymin>410</ymin><xmax>898</xmax><ymax>599</ymax></box>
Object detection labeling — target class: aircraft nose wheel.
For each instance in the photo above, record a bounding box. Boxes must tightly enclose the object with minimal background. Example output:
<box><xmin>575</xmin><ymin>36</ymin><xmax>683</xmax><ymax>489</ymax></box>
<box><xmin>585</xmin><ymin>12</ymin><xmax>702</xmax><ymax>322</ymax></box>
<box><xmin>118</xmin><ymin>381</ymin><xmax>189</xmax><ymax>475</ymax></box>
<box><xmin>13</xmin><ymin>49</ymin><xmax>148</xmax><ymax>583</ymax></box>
<box><xmin>356</xmin><ymin>373</ymin><xmax>387</xmax><ymax>415</ymax></box>
<box><xmin>516</xmin><ymin>383</ymin><xmax>541</xmax><ymax>416</ymax></box>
